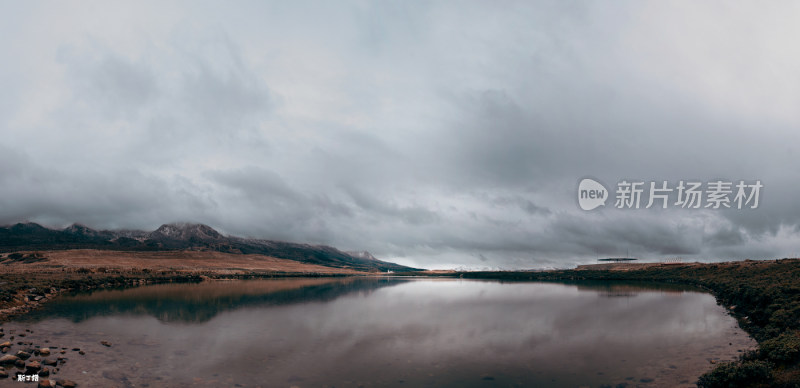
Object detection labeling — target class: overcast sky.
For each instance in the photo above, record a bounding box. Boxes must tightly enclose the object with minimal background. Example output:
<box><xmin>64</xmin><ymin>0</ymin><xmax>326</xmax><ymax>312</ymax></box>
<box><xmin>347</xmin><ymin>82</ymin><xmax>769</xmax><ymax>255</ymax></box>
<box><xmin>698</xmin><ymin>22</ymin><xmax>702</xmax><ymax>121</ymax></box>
<box><xmin>2</xmin><ymin>1</ymin><xmax>800</xmax><ymax>269</ymax></box>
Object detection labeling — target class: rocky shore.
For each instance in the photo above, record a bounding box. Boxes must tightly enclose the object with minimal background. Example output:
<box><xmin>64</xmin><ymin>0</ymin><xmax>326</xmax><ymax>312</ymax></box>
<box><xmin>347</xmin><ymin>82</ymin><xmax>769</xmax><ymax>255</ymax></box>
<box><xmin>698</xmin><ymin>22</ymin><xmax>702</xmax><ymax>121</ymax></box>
<box><xmin>0</xmin><ymin>325</ymin><xmax>82</xmax><ymax>387</ymax></box>
<box><xmin>0</xmin><ymin>271</ymin><xmax>212</xmax><ymax>387</ymax></box>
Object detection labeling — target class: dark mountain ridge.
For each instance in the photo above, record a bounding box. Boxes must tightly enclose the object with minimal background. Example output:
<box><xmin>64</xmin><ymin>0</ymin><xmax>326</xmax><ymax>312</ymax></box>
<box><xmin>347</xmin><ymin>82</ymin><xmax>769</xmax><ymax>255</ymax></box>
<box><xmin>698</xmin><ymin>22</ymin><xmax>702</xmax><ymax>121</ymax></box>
<box><xmin>0</xmin><ymin>222</ymin><xmax>417</xmax><ymax>272</ymax></box>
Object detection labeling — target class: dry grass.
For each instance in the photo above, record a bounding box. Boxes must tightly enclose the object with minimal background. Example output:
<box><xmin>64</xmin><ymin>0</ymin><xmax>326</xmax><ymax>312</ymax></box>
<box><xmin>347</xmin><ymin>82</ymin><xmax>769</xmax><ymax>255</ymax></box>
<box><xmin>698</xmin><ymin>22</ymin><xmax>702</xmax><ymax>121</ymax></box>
<box><xmin>0</xmin><ymin>249</ymin><xmax>367</xmax><ymax>275</ymax></box>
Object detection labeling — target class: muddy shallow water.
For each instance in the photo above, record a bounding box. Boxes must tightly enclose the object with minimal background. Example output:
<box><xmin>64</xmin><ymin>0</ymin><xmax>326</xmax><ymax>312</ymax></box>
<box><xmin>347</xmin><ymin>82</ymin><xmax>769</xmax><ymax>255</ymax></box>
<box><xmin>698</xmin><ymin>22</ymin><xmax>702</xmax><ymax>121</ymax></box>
<box><xmin>3</xmin><ymin>278</ymin><xmax>755</xmax><ymax>387</ymax></box>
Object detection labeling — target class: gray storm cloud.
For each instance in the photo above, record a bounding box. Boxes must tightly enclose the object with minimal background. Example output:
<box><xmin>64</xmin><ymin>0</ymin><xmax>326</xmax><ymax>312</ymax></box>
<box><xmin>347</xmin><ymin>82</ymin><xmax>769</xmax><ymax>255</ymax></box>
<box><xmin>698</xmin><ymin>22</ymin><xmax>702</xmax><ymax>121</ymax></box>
<box><xmin>2</xmin><ymin>1</ymin><xmax>800</xmax><ymax>269</ymax></box>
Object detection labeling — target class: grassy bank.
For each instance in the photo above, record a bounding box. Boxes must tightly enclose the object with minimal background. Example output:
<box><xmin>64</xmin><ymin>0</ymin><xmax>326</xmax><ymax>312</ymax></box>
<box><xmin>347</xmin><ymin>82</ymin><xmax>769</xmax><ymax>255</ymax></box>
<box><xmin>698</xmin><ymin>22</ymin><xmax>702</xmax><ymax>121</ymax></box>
<box><xmin>425</xmin><ymin>260</ymin><xmax>800</xmax><ymax>387</ymax></box>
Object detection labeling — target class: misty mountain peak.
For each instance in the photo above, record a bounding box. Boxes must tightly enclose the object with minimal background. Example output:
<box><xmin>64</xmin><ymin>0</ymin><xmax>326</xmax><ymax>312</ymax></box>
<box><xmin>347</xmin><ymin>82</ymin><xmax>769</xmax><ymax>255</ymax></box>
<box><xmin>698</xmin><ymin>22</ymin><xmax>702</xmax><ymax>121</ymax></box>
<box><xmin>150</xmin><ymin>223</ymin><xmax>222</xmax><ymax>241</ymax></box>
<box><xmin>11</xmin><ymin>222</ymin><xmax>48</xmax><ymax>232</ymax></box>
<box><xmin>63</xmin><ymin>223</ymin><xmax>98</xmax><ymax>235</ymax></box>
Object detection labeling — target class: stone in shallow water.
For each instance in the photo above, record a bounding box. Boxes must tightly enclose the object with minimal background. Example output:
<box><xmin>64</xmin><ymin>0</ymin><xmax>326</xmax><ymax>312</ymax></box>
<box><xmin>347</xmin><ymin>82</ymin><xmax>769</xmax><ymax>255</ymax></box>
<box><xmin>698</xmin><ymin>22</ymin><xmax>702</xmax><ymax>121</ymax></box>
<box><xmin>26</xmin><ymin>360</ymin><xmax>42</xmax><ymax>373</ymax></box>
<box><xmin>38</xmin><ymin>379</ymin><xmax>55</xmax><ymax>388</ymax></box>
<box><xmin>0</xmin><ymin>355</ymin><xmax>18</xmax><ymax>364</ymax></box>
<box><xmin>56</xmin><ymin>379</ymin><xmax>77</xmax><ymax>388</ymax></box>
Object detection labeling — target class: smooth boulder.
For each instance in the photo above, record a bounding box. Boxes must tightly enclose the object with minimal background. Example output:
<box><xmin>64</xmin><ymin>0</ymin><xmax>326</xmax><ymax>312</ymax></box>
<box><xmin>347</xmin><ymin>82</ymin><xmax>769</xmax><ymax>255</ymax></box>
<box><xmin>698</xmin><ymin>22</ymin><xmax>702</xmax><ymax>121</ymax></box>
<box><xmin>0</xmin><ymin>355</ymin><xmax>19</xmax><ymax>365</ymax></box>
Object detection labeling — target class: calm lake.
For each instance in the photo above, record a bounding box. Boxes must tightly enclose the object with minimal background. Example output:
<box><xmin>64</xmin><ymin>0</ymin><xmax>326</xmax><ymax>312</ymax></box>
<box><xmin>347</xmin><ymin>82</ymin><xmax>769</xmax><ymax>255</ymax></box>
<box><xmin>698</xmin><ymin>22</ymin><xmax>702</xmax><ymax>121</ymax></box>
<box><xmin>5</xmin><ymin>278</ymin><xmax>754</xmax><ymax>387</ymax></box>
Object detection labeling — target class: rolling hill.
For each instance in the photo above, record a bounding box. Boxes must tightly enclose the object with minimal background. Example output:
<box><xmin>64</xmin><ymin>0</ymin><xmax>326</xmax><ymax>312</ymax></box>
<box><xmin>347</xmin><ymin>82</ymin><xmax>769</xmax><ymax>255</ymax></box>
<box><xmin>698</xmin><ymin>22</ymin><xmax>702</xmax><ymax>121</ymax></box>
<box><xmin>0</xmin><ymin>222</ymin><xmax>417</xmax><ymax>272</ymax></box>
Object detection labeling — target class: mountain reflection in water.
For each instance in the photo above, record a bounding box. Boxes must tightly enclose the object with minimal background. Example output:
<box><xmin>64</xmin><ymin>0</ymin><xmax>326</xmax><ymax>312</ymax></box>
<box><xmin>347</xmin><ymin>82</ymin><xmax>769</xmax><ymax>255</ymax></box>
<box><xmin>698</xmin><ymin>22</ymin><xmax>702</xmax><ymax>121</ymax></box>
<box><xmin>20</xmin><ymin>277</ymin><xmax>404</xmax><ymax>323</ymax></box>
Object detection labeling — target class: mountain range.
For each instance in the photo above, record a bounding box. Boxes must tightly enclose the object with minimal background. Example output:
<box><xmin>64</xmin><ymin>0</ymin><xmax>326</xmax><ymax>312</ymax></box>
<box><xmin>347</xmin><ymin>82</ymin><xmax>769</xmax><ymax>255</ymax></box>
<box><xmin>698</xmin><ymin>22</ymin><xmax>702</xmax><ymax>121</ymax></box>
<box><xmin>0</xmin><ymin>222</ymin><xmax>417</xmax><ymax>272</ymax></box>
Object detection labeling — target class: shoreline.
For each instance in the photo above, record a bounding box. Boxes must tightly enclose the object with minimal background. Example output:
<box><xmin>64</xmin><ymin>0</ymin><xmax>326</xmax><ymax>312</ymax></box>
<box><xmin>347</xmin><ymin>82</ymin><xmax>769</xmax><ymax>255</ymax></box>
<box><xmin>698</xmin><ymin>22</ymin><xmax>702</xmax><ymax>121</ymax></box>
<box><xmin>0</xmin><ymin>248</ymin><xmax>380</xmax><ymax>322</ymax></box>
<box><xmin>2</xmin><ymin>255</ymin><xmax>798</xmax><ymax>386</ymax></box>
<box><xmin>0</xmin><ymin>271</ymin><xmax>374</xmax><ymax>323</ymax></box>
<box><xmin>0</xmin><ymin>272</ymin><xmax>751</xmax><ymax>388</ymax></box>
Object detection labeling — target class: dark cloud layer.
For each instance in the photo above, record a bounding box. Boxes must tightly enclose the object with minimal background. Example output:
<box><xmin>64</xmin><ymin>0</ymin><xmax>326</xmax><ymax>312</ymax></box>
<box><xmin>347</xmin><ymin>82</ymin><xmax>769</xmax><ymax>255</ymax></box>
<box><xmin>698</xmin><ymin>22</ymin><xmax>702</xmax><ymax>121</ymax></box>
<box><xmin>2</xmin><ymin>1</ymin><xmax>800</xmax><ymax>269</ymax></box>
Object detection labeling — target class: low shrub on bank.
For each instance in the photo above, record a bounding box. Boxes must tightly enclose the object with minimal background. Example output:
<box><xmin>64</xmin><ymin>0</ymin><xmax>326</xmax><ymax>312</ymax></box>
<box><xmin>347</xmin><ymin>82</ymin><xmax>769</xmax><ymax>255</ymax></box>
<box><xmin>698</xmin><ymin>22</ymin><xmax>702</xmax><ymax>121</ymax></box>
<box><xmin>697</xmin><ymin>360</ymin><xmax>773</xmax><ymax>388</ymax></box>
